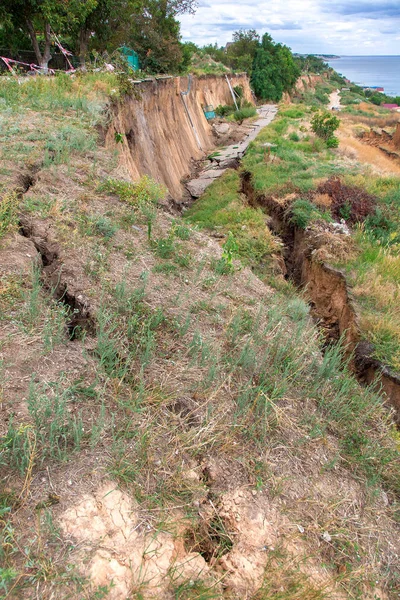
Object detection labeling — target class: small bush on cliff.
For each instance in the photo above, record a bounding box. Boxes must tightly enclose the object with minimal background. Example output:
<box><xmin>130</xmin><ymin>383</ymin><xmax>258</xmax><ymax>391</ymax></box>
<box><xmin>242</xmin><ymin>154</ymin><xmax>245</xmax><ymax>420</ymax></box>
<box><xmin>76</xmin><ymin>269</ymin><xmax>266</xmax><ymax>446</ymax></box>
<box><xmin>215</xmin><ymin>104</ymin><xmax>235</xmax><ymax>117</ymax></box>
<box><xmin>311</xmin><ymin>111</ymin><xmax>340</xmax><ymax>140</ymax></box>
<box><xmin>233</xmin><ymin>105</ymin><xmax>257</xmax><ymax>124</ymax></box>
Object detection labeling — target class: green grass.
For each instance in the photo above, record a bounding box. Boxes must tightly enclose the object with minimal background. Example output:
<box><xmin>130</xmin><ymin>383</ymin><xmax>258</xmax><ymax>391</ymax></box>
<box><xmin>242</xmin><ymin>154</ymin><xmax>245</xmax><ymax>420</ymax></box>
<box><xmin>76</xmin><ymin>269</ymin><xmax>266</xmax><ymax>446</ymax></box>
<box><xmin>241</xmin><ymin>116</ymin><xmax>341</xmax><ymax>198</ymax></box>
<box><xmin>289</xmin><ymin>198</ymin><xmax>332</xmax><ymax>229</ymax></box>
<box><xmin>99</xmin><ymin>175</ymin><xmax>166</xmax><ymax>206</ymax></box>
<box><xmin>232</xmin><ymin>105</ymin><xmax>257</xmax><ymax>122</ymax></box>
<box><xmin>185</xmin><ymin>170</ymin><xmax>279</xmax><ymax>272</ymax></box>
<box><xmin>44</xmin><ymin>125</ymin><xmax>97</xmax><ymax>165</ymax></box>
<box><xmin>0</xmin><ymin>191</ymin><xmax>19</xmax><ymax>239</ymax></box>
<box><xmin>0</xmin><ymin>72</ymin><xmax>117</xmax><ymax>120</ymax></box>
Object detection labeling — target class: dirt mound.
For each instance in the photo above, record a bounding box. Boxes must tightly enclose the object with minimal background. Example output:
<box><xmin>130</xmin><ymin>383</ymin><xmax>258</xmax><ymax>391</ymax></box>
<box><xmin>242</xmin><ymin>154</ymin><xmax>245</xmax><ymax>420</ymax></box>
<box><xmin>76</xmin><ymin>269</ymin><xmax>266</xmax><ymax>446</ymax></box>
<box><xmin>317</xmin><ymin>176</ymin><xmax>376</xmax><ymax>223</ymax></box>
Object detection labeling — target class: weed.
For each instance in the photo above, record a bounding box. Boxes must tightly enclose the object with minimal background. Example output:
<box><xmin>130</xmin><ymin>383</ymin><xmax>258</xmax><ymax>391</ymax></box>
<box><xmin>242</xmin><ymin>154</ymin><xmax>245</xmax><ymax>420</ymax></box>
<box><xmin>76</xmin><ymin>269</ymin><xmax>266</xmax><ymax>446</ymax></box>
<box><xmin>289</xmin><ymin>131</ymin><xmax>300</xmax><ymax>142</ymax></box>
<box><xmin>1</xmin><ymin>378</ymin><xmax>88</xmax><ymax>474</ymax></box>
<box><xmin>173</xmin><ymin>579</ymin><xmax>219</xmax><ymax>599</ymax></box>
<box><xmin>44</xmin><ymin>125</ymin><xmax>97</xmax><ymax>165</ymax></box>
<box><xmin>221</xmin><ymin>231</ymin><xmax>239</xmax><ymax>266</ymax></box>
<box><xmin>90</xmin><ymin>215</ymin><xmax>118</xmax><ymax>240</ymax></box>
<box><xmin>172</xmin><ymin>221</ymin><xmax>191</xmax><ymax>240</ymax></box>
<box><xmin>154</xmin><ymin>236</ymin><xmax>175</xmax><ymax>259</ymax></box>
<box><xmin>153</xmin><ymin>262</ymin><xmax>178</xmax><ymax>274</ymax></box>
<box><xmin>21</xmin><ymin>195</ymin><xmax>56</xmax><ymax>218</ymax></box>
<box><xmin>99</xmin><ymin>175</ymin><xmax>165</xmax><ymax>206</ymax></box>
<box><xmin>95</xmin><ymin>307</ymin><xmax>127</xmax><ymax>378</ymax></box>
<box><xmin>42</xmin><ymin>301</ymin><xmax>69</xmax><ymax>351</ymax></box>
<box><xmin>0</xmin><ymin>191</ymin><xmax>19</xmax><ymax>239</ymax></box>
<box><xmin>24</xmin><ymin>265</ymin><xmax>42</xmax><ymax>326</ymax></box>
<box><xmin>0</xmin><ymin>567</ymin><xmax>18</xmax><ymax>595</ymax></box>
<box><xmin>253</xmin><ymin>546</ymin><xmax>327</xmax><ymax>599</ymax></box>
<box><xmin>210</xmin><ymin>256</ymin><xmax>233</xmax><ymax>275</ymax></box>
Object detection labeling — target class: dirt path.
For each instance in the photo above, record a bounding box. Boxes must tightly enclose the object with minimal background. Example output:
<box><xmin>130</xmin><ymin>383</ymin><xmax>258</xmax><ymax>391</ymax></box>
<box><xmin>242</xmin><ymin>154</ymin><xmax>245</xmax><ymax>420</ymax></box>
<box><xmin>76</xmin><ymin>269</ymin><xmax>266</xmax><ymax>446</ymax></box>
<box><xmin>328</xmin><ymin>89</ymin><xmax>341</xmax><ymax>110</ymax></box>
<box><xmin>186</xmin><ymin>104</ymin><xmax>278</xmax><ymax>198</ymax></box>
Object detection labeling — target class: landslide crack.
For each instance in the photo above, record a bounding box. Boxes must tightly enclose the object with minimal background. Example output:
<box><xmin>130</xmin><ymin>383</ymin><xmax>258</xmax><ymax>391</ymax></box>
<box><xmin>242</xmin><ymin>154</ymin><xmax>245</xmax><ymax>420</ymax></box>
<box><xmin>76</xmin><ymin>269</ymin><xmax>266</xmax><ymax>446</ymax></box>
<box><xmin>240</xmin><ymin>171</ymin><xmax>400</xmax><ymax>420</ymax></box>
<box><xmin>19</xmin><ymin>217</ymin><xmax>95</xmax><ymax>339</ymax></box>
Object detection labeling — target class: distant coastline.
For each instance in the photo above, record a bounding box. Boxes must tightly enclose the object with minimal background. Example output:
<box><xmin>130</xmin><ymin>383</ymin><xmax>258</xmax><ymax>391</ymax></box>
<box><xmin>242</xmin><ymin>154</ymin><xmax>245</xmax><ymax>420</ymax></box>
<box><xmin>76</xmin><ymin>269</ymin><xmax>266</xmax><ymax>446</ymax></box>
<box><xmin>326</xmin><ymin>55</ymin><xmax>400</xmax><ymax>96</ymax></box>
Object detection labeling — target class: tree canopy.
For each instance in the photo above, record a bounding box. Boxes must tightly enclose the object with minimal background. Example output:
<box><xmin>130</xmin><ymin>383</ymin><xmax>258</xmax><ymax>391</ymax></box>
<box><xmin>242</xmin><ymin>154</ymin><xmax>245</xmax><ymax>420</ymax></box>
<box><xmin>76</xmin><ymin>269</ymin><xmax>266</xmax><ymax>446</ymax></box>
<box><xmin>251</xmin><ymin>33</ymin><xmax>300</xmax><ymax>101</ymax></box>
<box><xmin>0</xmin><ymin>0</ymin><xmax>197</xmax><ymax>70</ymax></box>
<box><xmin>0</xmin><ymin>6</ymin><xmax>302</xmax><ymax>98</ymax></box>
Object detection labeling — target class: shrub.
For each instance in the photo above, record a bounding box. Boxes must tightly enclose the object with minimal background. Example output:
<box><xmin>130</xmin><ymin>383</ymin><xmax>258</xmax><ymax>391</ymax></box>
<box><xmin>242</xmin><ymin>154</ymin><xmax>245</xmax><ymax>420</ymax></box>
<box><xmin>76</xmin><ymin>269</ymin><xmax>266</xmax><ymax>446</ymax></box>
<box><xmin>215</xmin><ymin>104</ymin><xmax>235</xmax><ymax>117</ymax></box>
<box><xmin>326</xmin><ymin>136</ymin><xmax>339</xmax><ymax>148</ymax></box>
<box><xmin>99</xmin><ymin>175</ymin><xmax>165</xmax><ymax>206</ymax></box>
<box><xmin>280</xmin><ymin>107</ymin><xmax>305</xmax><ymax>118</ymax></box>
<box><xmin>233</xmin><ymin>105</ymin><xmax>257</xmax><ymax>124</ymax></box>
<box><xmin>311</xmin><ymin>111</ymin><xmax>340</xmax><ymax>140</ymax></box>
<box><xmin>364</xmin><ymin>208</ymin><xmax>399</xmax><ymax>245</ymax></box>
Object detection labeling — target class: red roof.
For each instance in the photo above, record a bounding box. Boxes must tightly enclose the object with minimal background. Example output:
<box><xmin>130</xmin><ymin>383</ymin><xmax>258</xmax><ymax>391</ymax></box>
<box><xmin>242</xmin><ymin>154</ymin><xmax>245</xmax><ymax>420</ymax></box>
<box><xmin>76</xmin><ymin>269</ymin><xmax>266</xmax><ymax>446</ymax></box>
<box><xmin>382</xmin><ymin>104</ymin><xmax>399</xmax><ymax>109</ymax></box>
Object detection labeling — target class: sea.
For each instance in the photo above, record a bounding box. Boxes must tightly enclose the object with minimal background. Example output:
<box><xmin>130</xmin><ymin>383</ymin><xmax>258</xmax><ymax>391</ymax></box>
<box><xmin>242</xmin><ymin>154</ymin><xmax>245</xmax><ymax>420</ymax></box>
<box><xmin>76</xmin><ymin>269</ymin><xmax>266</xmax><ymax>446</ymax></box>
<box><xmin>327</xmin><ymin>56</ymin><xmax>400</xmax><ymax>97</ymax></box>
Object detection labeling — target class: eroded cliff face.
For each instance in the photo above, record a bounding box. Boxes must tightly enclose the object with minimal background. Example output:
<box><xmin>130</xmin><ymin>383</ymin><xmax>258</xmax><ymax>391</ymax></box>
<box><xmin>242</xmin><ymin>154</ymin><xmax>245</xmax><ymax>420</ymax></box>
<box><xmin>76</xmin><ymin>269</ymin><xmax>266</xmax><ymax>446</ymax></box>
<box><xmin>106</xmin><ymin>74</ymin><xmax>254</xmax><ymax>199</ymax></box>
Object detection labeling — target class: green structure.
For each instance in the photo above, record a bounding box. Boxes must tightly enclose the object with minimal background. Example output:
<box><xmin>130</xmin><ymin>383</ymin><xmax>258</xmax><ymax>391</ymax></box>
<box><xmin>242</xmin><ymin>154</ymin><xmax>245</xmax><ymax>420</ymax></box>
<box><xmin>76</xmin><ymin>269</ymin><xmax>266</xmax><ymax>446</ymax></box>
<box><xmin>118</xmin><ymin>46</ymin><xmax>140</xmax><ymax>70</ymax></box>
<box><xmin>203</xmin><ymin>105</ymin><xmax>216</xmax><ymax>120</ymax></box>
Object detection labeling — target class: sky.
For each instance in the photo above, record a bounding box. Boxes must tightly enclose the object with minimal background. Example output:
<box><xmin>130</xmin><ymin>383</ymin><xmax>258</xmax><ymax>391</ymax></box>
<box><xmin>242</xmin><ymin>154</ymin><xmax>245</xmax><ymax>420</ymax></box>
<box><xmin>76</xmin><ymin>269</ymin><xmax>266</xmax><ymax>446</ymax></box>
<box><xmin>178</xmin><ymin>0</ymin><xmax>400</xmax><ymax>55</ymax></box>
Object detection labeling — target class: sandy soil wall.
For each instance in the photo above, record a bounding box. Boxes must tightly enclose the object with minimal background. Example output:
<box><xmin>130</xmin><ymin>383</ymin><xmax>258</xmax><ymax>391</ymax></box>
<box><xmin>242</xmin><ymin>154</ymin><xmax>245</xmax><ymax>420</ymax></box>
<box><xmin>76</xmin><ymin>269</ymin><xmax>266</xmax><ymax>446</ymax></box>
<box><xmin>106</xmin><ymin>74</ymin><xmax>253</xmax><ymax>199</ymax></box>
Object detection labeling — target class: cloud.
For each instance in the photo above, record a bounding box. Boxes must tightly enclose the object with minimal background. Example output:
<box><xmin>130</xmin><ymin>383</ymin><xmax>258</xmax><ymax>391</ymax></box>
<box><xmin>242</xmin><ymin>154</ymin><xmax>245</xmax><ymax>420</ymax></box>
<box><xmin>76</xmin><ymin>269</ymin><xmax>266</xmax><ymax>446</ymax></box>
<box><xmin>319</xmin><ymin>0</ymin><xmax>400</xmax><ymax>19</ymax></box>
<box><xmin>267</xmin><ymin>22</ymin><xmax>303</xmax><ymax>30</ymax></box>
<box><xmin>179</xmin><ymin>0</ymin><xmax>400</xmax><ymax>54</ymax></box>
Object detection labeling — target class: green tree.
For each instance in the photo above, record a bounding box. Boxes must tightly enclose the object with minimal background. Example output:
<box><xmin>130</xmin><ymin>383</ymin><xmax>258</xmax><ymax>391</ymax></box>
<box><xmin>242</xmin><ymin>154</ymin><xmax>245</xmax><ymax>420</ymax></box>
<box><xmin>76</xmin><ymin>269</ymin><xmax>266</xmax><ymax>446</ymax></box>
<box><xmin>296</xmin><ymin>54</ymin><xmax>329</xmax><ymax>74</ymax></box>
<box><xmin>311</xmin><ymin>111</ymin><xmax>340</xmax><ymax>140</ymax></box>
<box><xmin>251</xmin><ymin>32</ymin><xmax>299</xmax><ymax>101</ymax></box>
<box><xmin>1</xmin><ymin>0</ymin><xmax>54</xmax><ymax>69</ymax></box>
<box><xmin>201</xmin><ymin>42</ymin><xmax>225</xmax><ymax>64</ymax></box>
<box><xmin>226</xmin><ymin>29</ymin><xmax>260</xmax><ymax>73</ymax></box>
<box><xmin>0</xmin><ymin>0</ymin><xmax>98</xmax><ymax>69</ymax></box>
<box><xmin>128</xmin><ymin>0</ymin><xmax>197</xmax><ymax>73</ymax></box>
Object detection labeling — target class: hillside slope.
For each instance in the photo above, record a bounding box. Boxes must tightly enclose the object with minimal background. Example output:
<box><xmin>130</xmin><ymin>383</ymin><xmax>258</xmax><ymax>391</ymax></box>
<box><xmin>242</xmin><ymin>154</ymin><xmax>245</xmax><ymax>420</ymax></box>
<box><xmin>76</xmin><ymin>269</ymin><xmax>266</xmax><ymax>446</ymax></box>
<box><xmin>0</xmin><ymin>74</ymin><xmax>399</xmax><ymax>600</ymax></box>
<box><xmin>106</xmin><ymin>73</ymin><xmax>254</xmax><ymax>199</ymax></box>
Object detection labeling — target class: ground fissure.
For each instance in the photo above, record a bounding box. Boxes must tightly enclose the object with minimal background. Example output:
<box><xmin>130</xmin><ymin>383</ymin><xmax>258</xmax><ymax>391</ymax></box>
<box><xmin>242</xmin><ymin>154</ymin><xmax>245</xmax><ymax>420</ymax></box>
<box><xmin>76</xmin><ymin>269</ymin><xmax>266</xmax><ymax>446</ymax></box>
<box><xmin>240</xmin><ymin>170</ymin><xmax>400</xmax><ymax>420</ymax></box>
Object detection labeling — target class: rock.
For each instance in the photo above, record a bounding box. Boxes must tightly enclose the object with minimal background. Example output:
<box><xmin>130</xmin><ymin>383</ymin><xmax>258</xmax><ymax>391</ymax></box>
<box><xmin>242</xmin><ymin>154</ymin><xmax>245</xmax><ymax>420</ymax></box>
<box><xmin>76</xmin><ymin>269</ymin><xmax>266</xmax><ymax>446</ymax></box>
<box><xmin>186</xmin><ymin>170</ymin><xmax>226</xmax><ymax>198</ymax></box>
<box><xmin>213</xmin><ymin>122</ymin><xmax>230</xmax><ymax>136</ymax></box>
<box><xmin>322</xmin><ymin>531</ymin><xmax>331</xmax><ymax>542</ymax></box>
